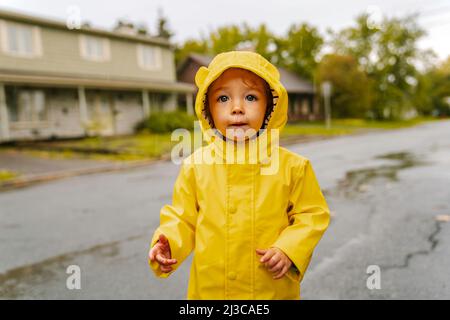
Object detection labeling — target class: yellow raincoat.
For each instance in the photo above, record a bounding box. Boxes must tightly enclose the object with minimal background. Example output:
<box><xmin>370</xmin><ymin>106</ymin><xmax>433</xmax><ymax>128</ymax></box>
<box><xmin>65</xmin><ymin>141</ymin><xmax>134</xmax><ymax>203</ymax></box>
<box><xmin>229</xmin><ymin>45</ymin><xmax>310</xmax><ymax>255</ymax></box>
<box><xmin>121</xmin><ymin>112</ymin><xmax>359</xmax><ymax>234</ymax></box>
<box><xmin>149</xmin><ymin>51</ymin><xmax>330</xmax><ymax>299</ymax></box>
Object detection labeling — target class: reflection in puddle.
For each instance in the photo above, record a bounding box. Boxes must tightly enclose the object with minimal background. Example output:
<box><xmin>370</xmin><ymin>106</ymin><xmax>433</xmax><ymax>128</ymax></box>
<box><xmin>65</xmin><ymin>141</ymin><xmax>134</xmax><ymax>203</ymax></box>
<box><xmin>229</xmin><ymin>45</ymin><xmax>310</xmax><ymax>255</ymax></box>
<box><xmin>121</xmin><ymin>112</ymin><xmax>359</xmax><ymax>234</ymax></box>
<box><xmin>334</xmin><ymin>152</ymin><xmax>427</xmax><ymax>198</ymax></box>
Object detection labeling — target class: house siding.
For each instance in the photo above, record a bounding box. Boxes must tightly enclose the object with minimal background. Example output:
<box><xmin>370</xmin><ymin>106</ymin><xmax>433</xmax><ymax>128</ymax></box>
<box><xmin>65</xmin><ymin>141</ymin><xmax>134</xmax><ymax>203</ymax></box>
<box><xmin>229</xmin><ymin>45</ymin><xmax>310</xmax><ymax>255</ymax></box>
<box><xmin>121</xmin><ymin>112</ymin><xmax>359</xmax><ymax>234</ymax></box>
<box><xmin>0</xmin><ymin>10</ymin><xmax>194</xmax><ymax>142</ymax></box>
<box><xmin>0</xmin><ymin>21</ymin><xmax>176</xmax><ymax>82</ymax></box>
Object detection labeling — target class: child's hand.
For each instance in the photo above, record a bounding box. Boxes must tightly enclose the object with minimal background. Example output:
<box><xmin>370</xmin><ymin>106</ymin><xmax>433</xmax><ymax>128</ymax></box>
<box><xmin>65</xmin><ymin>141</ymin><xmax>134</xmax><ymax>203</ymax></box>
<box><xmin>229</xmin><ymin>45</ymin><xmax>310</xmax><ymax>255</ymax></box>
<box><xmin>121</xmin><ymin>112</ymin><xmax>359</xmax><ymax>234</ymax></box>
<box><xmin>256</xmin><ymin>247</ymin><xmax>293</xmax><ymax>279</ymax></box>
<box><xmin>149</xmin><ymin>234</ymin><xmax>177</xmax><ymax>273</ymax></box>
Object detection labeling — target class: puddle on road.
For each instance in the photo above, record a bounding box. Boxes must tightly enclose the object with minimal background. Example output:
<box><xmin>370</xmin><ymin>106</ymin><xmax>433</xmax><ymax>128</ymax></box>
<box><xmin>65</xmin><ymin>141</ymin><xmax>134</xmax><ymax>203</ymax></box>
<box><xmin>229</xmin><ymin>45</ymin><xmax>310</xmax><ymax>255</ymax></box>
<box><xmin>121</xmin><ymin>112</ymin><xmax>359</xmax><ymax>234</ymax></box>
<box><xmin>331</xmin><ymin>151</ymin><xmax>427</xmax><ymax>198</ymax></box>
<box><xmin>0</xmin><ymin>234</ymin><xmax>142</xmax><ymax>299</ymax></box>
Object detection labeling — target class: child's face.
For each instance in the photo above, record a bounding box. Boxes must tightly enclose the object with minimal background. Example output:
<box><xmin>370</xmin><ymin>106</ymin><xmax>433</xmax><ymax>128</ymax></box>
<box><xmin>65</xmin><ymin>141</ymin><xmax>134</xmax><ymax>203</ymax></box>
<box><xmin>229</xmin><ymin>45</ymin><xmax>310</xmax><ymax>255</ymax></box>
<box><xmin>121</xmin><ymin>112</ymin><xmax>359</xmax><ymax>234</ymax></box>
<box><xmin>207</xmin><ymin>68</ymin><xmax>268</xmax><ymax>142</ymax></box>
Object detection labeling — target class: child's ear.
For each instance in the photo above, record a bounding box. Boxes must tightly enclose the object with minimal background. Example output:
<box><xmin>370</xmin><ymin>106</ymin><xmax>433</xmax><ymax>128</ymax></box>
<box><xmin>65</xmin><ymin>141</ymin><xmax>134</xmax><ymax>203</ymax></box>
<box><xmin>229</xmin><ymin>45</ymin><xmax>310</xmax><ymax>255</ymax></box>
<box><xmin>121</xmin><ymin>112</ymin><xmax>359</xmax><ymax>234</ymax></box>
<box><xmin>195</xmin><ymin>66</ymin><xmax>210</xmax><ymax>88</ymax></box>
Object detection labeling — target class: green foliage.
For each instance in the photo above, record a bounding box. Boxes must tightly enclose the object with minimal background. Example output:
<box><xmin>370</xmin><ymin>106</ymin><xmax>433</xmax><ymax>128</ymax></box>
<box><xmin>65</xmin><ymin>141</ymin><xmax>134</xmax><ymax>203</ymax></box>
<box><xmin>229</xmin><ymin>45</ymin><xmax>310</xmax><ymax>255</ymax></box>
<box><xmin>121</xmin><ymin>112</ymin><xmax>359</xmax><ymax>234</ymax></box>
<box><xmin>243</xmin><ymin>24</ymin><xmax>276</xmax><ymax>59</ymax></box>
<box><xmin>0</xmin><ymin>169</ymin><xmax>18</xmax><ymax>182</ymax></box>
<box><xmin>414</xmin><ymin>56</ymin><xmax>450</xmax><ymax>116</ymax></box>
<box><xmin>210</xmin><ymin>25</ymin><xmax>246</xmax><ymax>54</ymax></box>
<box><xmin>174</xmin><ymin>12</ymin><xmax>448</xmax><ymax>120</ymax></box>
<box><xmin>175</xmin><ymin>22</ymin><xmax>323</xmax><ymax>81</ymax></box>
<box><xmin>329</xmin><ymin>14</ymin><xmax>430</xmax><ymax>119</ymax></box>
<box><xmin>273</xmin><ymin>23</ymin><xmax>323</xmax><ymax>80</ymax></box>
<box><xmin>135</xmin><ymin>111</ymin><xmax>196</xmax><ymax>133</ymax></box>
<box><xmin>156</xmin><ymin>8</ymin><xmax>174</xmax><ymax>39</ymax></box>
<box><xmin>316</xmin><ymin>54</ymin><xmax>371</xmax><ymax>118</ymax></box>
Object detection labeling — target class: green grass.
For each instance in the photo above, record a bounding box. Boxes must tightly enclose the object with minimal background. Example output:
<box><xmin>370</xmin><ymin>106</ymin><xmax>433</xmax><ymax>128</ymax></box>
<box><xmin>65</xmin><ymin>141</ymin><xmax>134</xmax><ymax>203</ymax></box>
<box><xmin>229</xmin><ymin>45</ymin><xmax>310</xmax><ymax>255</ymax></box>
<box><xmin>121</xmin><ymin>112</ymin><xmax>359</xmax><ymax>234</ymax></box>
<box><xmin>282</xmin><ymin>123</ymin><xmax>355</xmax><ymax>137</ymax></box>
<box><xmin>2</xmin><ymin>133</ymin><xmax>176</xmax><ymax>162</ymax></box>
<box><xmin>53</xmin><ymin>133</ymin><xmax>176</xmax><ymax>160</ymax></box>
<box><xmin>0</xmin><ymin>170</ymin><xmax>19</xmax><ymax>182</ymax></box>
<box><xmin>282</xmin><ymin>117</ymin><xmax>438</xmax><ymax>138</ymax></box>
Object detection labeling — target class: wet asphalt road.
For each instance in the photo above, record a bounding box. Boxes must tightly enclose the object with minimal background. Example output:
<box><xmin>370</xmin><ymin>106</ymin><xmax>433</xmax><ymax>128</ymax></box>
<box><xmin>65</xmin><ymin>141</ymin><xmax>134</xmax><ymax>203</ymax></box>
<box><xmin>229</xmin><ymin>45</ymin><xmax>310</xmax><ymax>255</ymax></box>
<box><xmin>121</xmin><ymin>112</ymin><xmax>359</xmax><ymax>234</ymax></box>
<box><xmin>1</xmin><ymin>120</ymin><xmax>449</xmax><ymax>299</ymax></box>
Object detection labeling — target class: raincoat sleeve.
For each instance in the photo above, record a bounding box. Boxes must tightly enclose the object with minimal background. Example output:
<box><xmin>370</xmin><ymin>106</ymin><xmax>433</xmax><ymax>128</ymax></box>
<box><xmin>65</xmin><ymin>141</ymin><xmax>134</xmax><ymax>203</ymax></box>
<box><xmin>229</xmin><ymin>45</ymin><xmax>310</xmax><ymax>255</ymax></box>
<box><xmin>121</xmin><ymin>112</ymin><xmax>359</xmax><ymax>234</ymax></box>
<box><xmin>272</xmin><ymin>158</ymin><xmax>330</xmax><ymax>282</ymax></box>
<box><xmin>149</xmin><ymin>161</ymin><xmax>198</xmax><ymax>278</ymax></box>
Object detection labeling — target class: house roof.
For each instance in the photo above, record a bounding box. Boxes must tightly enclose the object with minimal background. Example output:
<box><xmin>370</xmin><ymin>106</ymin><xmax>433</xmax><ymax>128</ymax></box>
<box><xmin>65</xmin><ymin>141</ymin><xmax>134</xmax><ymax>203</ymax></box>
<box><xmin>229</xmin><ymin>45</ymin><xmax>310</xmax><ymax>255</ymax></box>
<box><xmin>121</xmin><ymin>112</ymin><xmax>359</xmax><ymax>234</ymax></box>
<box><xmin>278</xmin><ymin>68</ymin><xmax>314</xmax><ymax>94</ymax></box>
<box><xmin>0</xmin><ymin>69</ymin><xmax>195</xmax><ymax>93</ymax></box>
<box><xmin>189</xmin><ymin>53</ymin><xmax>215</xmax><ymax>67</ymax></box>
<box><xmin>178</xmin><ymin>53</ymin><xmax>315</xmax><ymax>94</ymax></box>
<box><xmin>0</xmin><ymin>8</ymin><xmax>172</xmax><ymax>48</ymax></box>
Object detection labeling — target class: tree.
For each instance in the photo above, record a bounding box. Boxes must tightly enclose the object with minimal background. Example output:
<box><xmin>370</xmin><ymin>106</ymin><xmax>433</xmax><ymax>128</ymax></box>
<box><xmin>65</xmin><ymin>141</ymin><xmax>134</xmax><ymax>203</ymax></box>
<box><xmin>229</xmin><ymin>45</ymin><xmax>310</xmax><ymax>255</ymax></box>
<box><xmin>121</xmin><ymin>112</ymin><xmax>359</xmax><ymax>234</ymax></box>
<box><xmin>209</xmin><ymin>24</ymin><xmax>246</xmax><ymax>54</ymax></box>
<box><xmin>274</xmin><ymin>23</ymin><xmax>324</xmax><ymax>80</ymax></box>
<box><xmin>156</xmin><ymin>7</ymin><xmax>174</xmax><ymax>39</ymax></box>
<box><xmin>242</xmin><ymin>23</ymin><xmax>277</xmax><ymax>61</ymax></box>
<box><xmin>175</xmin><ymin>23</ymin><xmax>278</xmax><ymax>67</ymax></box>
<box><xmin>316</xmin><ymin>54</ymin><xmax>372</xmax><ymax>118</ymax></box>
<box><xmin>330</xmin><ymin>14</ymin><xmax>427</xmax><ymax>119</ymax></box>
<box><xmin>175</xmin><ymin>22</ymin><xmax>323</xmax><ymax>82</ymax></box>
<box><xmin>415</xmin><ymin>55</ymin><xmax>450</xmax><ymax>116</ymax></box>
<box><xmin>329</xmin><ymin>14</ymin><xmax>379</xmax><ymax>74</ymax></box>
<box><xmin>174</xmin><ymin>14</ymin><xmax>444</xmax><ymax>121</ymax></box>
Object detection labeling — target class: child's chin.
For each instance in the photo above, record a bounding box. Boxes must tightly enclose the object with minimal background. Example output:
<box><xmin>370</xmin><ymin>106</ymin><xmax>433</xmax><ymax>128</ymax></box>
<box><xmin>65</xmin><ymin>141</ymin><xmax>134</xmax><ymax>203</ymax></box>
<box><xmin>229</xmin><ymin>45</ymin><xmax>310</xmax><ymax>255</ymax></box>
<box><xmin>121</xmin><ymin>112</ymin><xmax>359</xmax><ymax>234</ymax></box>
<box><xmin>226</xmin><ymin>134</ymin><xmax>256</xmax><ymax>143</ymax></box>
<box><xmin>229</xmin><ymin>136</ymin><xmax>248</xmax><ymax>142</ymax></box>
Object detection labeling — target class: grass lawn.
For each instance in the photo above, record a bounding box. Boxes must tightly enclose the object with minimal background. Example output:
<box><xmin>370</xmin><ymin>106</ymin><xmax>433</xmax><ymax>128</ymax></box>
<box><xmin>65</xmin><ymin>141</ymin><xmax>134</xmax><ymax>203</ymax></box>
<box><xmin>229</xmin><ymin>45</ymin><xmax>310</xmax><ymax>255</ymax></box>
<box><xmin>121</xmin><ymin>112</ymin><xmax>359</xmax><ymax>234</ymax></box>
<box><xmin>0</xmin><ymin>170</ymin><xmax>19</xmax><ymax>182</ymax></box>
<box><xmin>281</xmin><ymin>117</ymin><xmax>439</xmax><ymax>138</ymax></box>
<box><xmin>0</xmin><ymin>117</ymin><xmax>440</xmax><ymax>162</ymax></box>
<box><xmin>0</xmin><ymin>133</ymin><xmax>176</xmax><ymax>162</ymax></box>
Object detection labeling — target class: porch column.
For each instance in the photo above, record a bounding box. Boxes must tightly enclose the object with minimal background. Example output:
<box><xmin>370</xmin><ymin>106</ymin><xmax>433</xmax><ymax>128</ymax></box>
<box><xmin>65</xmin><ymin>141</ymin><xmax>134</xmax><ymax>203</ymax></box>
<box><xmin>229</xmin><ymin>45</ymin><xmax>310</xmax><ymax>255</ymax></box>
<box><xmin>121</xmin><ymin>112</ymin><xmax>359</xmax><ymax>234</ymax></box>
<box><xmin>78</xmin><ymin>86</ymin><xmax>89</xmax><ymax>131</ymax></box>
<box><xmin>186</xmin><ymin>92</ymin><xmax>194</xmax><ymax>115</ymax></box>
<box><xmin>142</xmin><ymin>89</ymin><xmax>150</xmax><ymax>117</ymax></box>
<box><xmin>162</xmin><ymin>93</ymin><xmax>177</xmax><ymax>112</ymax></box>
<box><xmin>0</xmin><ymin>84</ymin><xmax>10</xmax><ymax>141</ymax></box>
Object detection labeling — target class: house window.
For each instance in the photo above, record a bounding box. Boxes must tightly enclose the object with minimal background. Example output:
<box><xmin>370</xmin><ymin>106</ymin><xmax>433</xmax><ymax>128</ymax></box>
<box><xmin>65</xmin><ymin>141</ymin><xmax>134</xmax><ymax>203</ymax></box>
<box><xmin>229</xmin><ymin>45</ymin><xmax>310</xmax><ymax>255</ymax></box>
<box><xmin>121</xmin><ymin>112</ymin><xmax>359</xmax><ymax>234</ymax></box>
<box><xmin>137</xmin><ymin>44</ymin><xmax>162</xmax><ymax>70</ymax></box>
<box><xmin>0</xmin><ymin>20</ymin><xmax>42</xmax><ymax>57</ymax></box>
<box><xmin>7</xmin><ymin>88</ymin><xmax>47</xmax><ymax>123</ymax></box>
<box><xmin>79</xmin><ymin>35</ymin><xmax>110</xmax><ymax>61</ymax></box>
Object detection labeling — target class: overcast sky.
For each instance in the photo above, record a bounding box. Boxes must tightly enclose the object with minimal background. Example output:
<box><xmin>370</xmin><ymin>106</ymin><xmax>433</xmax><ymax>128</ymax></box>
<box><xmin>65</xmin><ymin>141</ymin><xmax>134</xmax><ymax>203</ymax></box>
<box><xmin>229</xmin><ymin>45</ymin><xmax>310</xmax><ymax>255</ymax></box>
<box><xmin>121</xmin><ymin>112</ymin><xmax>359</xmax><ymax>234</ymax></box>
<box><xmin>1</xmin><ymin>0</ymin><xmax>449</xmax><ymax>61</ymax></box>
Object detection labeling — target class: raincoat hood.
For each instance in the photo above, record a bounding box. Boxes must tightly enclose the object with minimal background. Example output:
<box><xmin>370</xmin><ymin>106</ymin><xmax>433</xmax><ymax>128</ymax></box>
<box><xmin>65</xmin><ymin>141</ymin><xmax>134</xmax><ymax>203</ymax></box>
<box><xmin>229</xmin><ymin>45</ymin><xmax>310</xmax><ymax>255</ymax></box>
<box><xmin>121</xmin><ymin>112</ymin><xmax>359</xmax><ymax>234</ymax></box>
<box><xmin>194</xmin><ymin>51</ymin><xmax>288</xmax><ymax>148</ymax></box>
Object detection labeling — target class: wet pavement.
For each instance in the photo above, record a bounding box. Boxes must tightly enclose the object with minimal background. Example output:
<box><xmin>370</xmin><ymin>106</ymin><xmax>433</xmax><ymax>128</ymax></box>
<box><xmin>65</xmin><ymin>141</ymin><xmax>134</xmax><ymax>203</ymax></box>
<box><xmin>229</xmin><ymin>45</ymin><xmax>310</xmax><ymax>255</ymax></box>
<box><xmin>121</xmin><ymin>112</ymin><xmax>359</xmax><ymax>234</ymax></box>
<box><xmin>1</xmin><ymin>120</ymin><xmax>449</xmax><ymax>299</ymax></box>
<box><xmin>0</xmin><ymin>149</ymin><xmax>118</xmax><ymax>176</ymax></box>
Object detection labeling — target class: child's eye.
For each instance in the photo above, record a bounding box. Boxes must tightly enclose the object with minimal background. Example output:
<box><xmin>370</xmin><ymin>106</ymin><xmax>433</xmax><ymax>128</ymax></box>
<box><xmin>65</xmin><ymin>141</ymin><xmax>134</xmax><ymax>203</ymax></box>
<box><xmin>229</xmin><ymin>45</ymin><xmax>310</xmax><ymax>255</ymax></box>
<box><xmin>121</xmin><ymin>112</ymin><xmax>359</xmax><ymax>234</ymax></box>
<box><xmin>246</xmin><ymin>95</ymin><xmax>257</xmax><ymax>102</ymax></box>
<box><xmin>217</xmin><ymin>95</ymin><xmax>229</xmax><ymax>103</ymax></box>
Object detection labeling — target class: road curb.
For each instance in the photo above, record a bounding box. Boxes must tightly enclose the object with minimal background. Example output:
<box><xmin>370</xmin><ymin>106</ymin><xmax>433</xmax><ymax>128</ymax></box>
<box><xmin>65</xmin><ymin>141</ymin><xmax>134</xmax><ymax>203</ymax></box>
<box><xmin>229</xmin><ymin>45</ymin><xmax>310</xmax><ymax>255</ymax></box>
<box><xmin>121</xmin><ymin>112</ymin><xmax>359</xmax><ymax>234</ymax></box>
<box><xmin>0</xmin><ymin>154</ymin><xmax>171</xmax><ymax>192</ymax></box>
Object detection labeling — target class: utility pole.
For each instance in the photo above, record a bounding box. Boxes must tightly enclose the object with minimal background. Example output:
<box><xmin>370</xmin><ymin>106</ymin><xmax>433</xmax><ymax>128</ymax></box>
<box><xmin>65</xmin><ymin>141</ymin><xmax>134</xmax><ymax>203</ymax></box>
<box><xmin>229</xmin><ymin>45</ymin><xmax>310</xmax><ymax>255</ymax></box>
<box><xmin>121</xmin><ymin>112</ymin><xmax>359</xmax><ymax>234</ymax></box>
<box><xmin>321</xmin><ymin>81</ymin><xmax>332</xmax><ymax>130</ymax></box>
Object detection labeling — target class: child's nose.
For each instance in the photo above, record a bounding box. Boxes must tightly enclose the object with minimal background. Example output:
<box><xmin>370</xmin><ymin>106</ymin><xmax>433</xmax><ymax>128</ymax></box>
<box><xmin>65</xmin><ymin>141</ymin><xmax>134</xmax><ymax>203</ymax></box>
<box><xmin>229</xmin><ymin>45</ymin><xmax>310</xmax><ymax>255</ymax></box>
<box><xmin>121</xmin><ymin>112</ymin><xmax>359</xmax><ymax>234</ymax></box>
<box><xmin>231</xmin><ymin>100</ymin><xmax>245</xmax><ymax>114</ymax></box>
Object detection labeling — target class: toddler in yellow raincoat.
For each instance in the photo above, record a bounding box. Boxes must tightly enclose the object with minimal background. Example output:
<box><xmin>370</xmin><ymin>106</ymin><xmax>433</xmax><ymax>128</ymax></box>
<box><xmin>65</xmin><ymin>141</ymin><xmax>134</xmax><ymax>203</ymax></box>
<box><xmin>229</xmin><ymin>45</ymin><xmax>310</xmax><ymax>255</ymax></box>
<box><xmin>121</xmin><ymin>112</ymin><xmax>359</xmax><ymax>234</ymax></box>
<box><xmin>149</xmin><ymin>51</ymin><xmax>330</xmax><ymax>299</ymax></box>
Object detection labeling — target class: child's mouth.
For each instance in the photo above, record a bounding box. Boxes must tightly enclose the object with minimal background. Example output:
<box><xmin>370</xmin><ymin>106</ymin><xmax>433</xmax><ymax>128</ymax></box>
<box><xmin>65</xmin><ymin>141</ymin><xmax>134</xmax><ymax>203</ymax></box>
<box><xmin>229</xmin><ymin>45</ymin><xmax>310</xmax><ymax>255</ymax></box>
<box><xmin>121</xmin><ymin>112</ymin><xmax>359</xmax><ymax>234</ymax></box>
<box><xmin>228</xmin><ymin>123</ymin><xmax>249</xmax><ymax>129</ymax></box>
<box><xmin>226</xmin><ymin>123</ymin><xmax>253</xmax><ymax>141</ymax></box>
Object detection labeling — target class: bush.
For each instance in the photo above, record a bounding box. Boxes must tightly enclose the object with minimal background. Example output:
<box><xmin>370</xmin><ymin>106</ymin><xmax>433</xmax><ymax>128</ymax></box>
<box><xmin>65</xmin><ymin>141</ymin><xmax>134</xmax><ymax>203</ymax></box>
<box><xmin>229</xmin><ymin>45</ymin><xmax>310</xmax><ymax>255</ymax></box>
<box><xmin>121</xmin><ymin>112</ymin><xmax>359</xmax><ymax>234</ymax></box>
<box><xmin>135</xmin><ymin>111</ymin><xmax>196</xmax><ymax>133</ymax></box>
